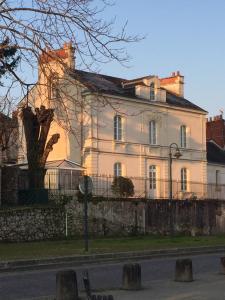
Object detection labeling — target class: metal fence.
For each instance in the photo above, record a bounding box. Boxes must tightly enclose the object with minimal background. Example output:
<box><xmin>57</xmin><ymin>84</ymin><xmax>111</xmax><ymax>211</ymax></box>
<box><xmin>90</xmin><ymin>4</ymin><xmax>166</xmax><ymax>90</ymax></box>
<box><xmin>17</xmin><ymin>171</ymin><xmax>225</xmax><ymax>200</ymax></box>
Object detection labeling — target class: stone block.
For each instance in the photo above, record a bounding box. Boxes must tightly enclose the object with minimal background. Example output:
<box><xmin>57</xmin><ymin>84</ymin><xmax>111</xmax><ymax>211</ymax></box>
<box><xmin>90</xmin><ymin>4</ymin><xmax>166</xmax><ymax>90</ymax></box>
<box><xmin>174</xmin><ymin>259</ymin><xmax>193</xmax><ymax>282</ymax></box>
<box><xmin>122</xmin><ymin>263</ymin><xmax>141</xmax><ymax>290</ymax></box>
<box><xmin>56</xmin><ymin>269</ymin><xmax>78</xmax><ymax>300</ymax></box>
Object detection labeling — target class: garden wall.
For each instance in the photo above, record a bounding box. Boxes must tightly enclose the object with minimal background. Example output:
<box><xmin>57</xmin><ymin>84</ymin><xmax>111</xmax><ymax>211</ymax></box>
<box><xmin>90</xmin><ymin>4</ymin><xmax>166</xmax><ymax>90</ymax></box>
<box><xmin>66</xmin><ymin>198</ymin><xmax>225</xmax><ymax>237</ymax></box>
<box><xmin>0</xmin><ymin>205</ymin><xmax>65</xmax><ymax>242</ymax></box>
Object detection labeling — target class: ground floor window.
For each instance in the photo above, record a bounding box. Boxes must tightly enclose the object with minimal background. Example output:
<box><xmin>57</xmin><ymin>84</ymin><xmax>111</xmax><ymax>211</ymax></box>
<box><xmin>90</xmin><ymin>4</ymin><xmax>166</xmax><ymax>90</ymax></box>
<box><xmin>181</xmin><ymin>168</ymin><xmax>187</xmax><ymax>191</ymax></box>
<box><xmin>149</xmin><ymin>165</ymin><xmax>157</xmax><ymax>189</ymax></box>
<box><xmin>114</xmin><ymin>162</ymin><xmax>122</xmax><ymax>177</ymax></box>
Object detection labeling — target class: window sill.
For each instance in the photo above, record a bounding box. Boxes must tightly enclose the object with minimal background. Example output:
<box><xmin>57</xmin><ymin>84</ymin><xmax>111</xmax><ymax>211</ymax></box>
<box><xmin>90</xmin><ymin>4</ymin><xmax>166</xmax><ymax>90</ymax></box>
<box><xmin>114</xmin><ymin>140</ymin><xmax>126</xmax><ymax>144</ymax></box>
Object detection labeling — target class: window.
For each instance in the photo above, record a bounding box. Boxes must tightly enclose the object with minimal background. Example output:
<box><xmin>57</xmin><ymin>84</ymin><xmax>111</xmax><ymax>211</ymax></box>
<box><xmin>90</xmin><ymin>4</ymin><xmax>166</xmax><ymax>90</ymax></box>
<box><xmin>181</xmin><ymin>168</ymin><xmax>187</xmax><ymax>191</ymax></box>
<box><xmin>149</xmin><ymin>165</ymin><xmax>157</xmax><ymax>189</ymax></box>
<box><xmin>114</xmin><ymin>115</ymin><xmax>122</xmax><ymax>141</ymax></box>
<box><xmin>149</xmin><ymin>120</ymin><xmax>157</xmax><ymax>145</ymax></box>
<box><xmin>216</xmin><ymin>170</ymin><xmax>220</xmax><ymax>186</ymax></box>
<box><xmin>114</xmin><ymin>162</ymin><xmax>122</xmax><ymax>177</ymax></box>
<box><xmin>180</xmin><ymin>125</ymin><xmax>187</xmax><ymax>148</ymax></box>
<box><xmin>150</xmin><ymin>82</ymin><xmax>155</xmax><ymax>100</ymax></box>
<box><xmin>49</xmin><ymin>77</ymin><xmax>60</xmax><ymax>100</ymax></box>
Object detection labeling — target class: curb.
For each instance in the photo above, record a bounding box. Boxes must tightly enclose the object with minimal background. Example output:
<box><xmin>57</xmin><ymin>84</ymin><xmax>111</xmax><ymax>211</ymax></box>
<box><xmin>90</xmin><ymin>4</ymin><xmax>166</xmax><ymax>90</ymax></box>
<box><xmin>1</xmin><ymin>245</ymin><xmax>225</xmax><ymax>273</ymax></box>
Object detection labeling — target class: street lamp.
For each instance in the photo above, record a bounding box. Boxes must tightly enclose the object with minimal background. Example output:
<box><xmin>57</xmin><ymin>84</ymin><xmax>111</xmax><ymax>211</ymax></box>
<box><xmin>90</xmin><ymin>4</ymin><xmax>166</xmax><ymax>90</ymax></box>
<box><xmin>168</xmin><ymin>143</ymin><xmax>182</xmax><ymax>200</ymax></box>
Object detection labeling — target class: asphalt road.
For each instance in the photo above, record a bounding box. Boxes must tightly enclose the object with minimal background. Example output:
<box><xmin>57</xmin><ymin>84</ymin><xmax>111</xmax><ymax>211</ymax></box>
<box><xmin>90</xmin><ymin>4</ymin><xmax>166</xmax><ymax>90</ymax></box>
<box><xmin>0</xmin><ymin>253</ymin><xmax>224</xmax><ymax>300</ymax></box>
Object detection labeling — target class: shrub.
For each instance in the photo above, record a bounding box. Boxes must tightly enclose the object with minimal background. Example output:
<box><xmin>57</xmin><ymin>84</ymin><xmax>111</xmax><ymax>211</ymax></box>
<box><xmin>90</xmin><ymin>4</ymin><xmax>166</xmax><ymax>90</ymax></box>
<box><xmin>111</xmin><ymin>176</ymin><xmax>134</xmax><ymax>197</ymax></box>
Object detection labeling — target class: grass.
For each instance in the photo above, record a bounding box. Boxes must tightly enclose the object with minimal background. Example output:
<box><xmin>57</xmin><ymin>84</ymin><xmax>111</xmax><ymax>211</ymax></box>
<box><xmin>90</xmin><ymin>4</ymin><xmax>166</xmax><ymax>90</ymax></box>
<box><xmin>0</xmin><ymin>235</ymin><xmax>225</xmax><ymax>261</ymax></box>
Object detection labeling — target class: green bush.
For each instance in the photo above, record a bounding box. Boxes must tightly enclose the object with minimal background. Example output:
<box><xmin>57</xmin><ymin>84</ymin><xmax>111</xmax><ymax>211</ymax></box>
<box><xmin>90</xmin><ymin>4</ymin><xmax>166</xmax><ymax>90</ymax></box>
<box><xmin>111</xmin><ymin>176</ymin><xmax>134</xmax><ymax>197</ymax></box>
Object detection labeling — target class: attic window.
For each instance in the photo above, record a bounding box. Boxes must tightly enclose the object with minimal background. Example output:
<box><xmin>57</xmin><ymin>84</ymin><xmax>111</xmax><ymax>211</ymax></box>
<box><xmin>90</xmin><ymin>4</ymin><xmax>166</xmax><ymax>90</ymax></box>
<box><xmin>150</xmin><ymin>82</ymin><xmax>155</xmax><ymax>100</ymax></box>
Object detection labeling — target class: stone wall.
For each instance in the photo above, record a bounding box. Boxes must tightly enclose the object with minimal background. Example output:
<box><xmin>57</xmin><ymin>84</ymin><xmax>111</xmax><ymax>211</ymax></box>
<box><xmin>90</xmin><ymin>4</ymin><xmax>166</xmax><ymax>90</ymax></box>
<box><xmin>66</xmin><ymin>199</ymin><xmax>145</xmax><ymax>237</ymax></box>
<box><xmin>65</xmin><ymin>198</ymin><xmax>225</xmax><ymax>237</ymax></box>
<box><xmin>0</xmin><ymin>205</ymin><xmax>65</xmax><ymax>242</ymax></box>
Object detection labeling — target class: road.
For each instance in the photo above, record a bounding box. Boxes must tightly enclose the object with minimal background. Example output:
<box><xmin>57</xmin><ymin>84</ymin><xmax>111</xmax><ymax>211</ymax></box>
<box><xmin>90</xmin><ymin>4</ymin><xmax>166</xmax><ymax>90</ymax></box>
<box><xmin>0</xmin><ymin>253</ymin><xmax>224</xmax><ymax>300</ymax></box>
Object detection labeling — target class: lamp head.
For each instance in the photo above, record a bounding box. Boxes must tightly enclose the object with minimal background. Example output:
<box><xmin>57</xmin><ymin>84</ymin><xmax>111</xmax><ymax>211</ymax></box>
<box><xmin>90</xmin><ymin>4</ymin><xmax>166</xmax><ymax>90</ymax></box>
<box><xmin>174</xmin><ymin>148</ymin><xmax>182</xmax><ymax>159</ymax></box>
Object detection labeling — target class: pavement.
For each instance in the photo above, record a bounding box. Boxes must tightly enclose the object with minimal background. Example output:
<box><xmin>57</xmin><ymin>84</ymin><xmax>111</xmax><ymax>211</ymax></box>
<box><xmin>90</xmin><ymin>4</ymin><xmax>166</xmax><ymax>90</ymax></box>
<box><xmin>1</xmin><ymin>245</ymin><xmax>225</xmax><ymax>273</ymax></box>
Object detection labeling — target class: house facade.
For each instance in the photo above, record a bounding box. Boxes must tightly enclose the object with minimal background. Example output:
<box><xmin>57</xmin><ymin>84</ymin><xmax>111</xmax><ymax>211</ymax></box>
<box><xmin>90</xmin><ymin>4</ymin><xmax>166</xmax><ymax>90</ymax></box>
<box><xmin>206</xmin><ymin>115</ymin><xmax>225</xmax><ymax>199</ymax></box>
<box><xmin>18</xmin><ymin>43</ymin><xmax>208</xmax><ymax>199</ymax></box>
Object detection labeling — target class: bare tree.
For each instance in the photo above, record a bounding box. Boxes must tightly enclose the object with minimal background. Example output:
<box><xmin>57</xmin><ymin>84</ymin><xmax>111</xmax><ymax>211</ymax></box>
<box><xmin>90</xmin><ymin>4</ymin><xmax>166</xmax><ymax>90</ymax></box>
<box><xmin>0</xmin><ymin>0</ymin><xmax>140</xmax><ymax>192</ymax></box>
<box><xmin>0</xmin><ymin>0</ymin><xmax>140</xmax><ymax>97</ymax></box>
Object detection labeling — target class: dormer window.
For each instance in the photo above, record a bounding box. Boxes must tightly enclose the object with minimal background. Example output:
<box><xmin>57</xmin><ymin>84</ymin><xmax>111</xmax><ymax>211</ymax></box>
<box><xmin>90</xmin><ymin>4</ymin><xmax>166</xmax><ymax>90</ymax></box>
<box><xmin>150</xmin><ymin>82</ymin><xmax>155</xmax><ymax>100</ymax></box>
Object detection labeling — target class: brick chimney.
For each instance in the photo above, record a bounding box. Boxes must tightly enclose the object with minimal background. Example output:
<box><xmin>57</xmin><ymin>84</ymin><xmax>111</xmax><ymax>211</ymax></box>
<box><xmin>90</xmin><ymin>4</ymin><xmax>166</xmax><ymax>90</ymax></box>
<box><xmin>39</xmin><ymin>42</ymin><xmax>75</xmax><ymax>69</ymax></box>
<box><xmin>206</xmin><ymin>115</ymin><xmax>225</xmax><ymax>148</ymax></box>
<box><xmin>160</xmin><ymin>71</ymin><xmax>184</xmax><ymax>97</ymax></box>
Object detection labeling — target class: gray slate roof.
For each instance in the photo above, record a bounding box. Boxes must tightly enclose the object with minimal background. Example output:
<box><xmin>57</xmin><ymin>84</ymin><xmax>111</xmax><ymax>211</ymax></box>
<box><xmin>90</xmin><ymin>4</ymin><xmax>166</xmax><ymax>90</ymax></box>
<box><xmin>71</xmin><ymin>69</ymin><xmax>206</xmax><ymax>113</ymax></box>
<box><xmin>207</xmin><ymin>141</ymin><xmax>225</xmax><ymax>165</ymax></box>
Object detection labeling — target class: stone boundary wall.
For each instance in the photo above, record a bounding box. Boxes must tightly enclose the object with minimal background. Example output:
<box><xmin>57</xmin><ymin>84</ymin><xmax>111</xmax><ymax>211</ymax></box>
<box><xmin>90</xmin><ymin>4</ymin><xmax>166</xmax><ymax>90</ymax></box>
<box><xmin>0</xmin><ymin>205</ymin><xmax>65</xmax><ymax>242</ymax></box>
<box><xmin>66</xmin><ymin>199</ymin><xmax>225</xmax><ymax>237</ymax></box>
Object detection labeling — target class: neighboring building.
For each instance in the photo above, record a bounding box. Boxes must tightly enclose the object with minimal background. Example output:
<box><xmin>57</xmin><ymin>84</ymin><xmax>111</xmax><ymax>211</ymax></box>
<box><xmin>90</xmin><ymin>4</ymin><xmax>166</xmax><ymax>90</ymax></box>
<box><xmin>206</xmin><ymin>115</ymin><xmax>225</xmax><ymax>199</ymax></box>
<box><xmin>18</xmin><ymin>43</ymin><xmax>208</xmax><ymax>199</ymax></box>
<box><xmin>0</xmin><ymin>112</ymin><xmax>18</xmax><ymax>165</ymax></box>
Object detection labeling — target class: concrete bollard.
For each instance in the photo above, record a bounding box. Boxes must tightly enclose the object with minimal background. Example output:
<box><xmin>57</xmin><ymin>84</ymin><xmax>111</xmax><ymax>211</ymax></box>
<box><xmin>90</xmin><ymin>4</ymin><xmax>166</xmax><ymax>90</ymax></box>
<box><xmin>220</xmin><ymin>257</ymin><xmax>225</xmax><ymax>274</ymax></box>
<box><xmin>56</xmin><ymin>269</ymin><xmax>79</xmax><ymax>300</ymax></box>
<box><xmin>122</xmin><ymin>263</ymin><xmax>141</xmax><ymax>290</ymax></box>
<box><xmin>174</xmin><ymin>259</ymin><xmax>193</xmax><ymax>282</ymax></box>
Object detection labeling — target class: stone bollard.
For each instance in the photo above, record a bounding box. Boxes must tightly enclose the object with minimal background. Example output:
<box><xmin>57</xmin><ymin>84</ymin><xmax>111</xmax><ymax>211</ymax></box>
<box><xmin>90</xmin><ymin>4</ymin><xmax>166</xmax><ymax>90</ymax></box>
<box><xmin>122</xmin><ymin>263</ymin><xmax>141</xmax><ymax>290</ymax></box>
<box><xmin>174</xmin><ymin>259</ymin><xmax>193</xmax><ymax>282</ymax></box>
<box><xmin>56</xmin><ymin>269</ymin><xmax>79</xmax><ymax>300</ymax></box>
<box><xmin>220</xmin><ymin>257</ymin><xmax>225</xmax><ymax>274</ymax></box>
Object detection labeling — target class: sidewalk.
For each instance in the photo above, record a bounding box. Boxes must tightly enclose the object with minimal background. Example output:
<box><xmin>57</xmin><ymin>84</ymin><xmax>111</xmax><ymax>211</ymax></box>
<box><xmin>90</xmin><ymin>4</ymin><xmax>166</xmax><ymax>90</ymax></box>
<box><xmin>96</xmin><ymin>273</ymin><xmax>225</xmax><ymax>300</ymax></box>
<box><xmin>1</xmin><ymin>245</ymin><xmax>225</xmax><ymax>273</ymax></box>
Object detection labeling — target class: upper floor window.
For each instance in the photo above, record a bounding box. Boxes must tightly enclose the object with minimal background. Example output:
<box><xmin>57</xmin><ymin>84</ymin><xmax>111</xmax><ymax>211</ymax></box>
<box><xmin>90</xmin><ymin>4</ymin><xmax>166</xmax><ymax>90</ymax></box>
<box><xmin>114</xmin><ymin>162</ymin><xmax>122</xmax><ymax>177</ymax></box>
<box><xmin>149</xmin><ymin>165</ymin><xmax>157</xmax><ymax>190</ymax></box>
<box><xmin>150</xmin><ymin>82</ymin><xmax>155</xmax><ymax>101</ymax></box>
<box><xmin>149</xmin><ymin>120</ymin><xmax>157</xmax><ymax>145</ymax></box>
<box><xmin>180</xmin><ymin>125</ymin><xmax>187</xmax><ymax>148</ymax></box>
<box><xmin>181</xmin><ymin>168</ymin><xmax>187</xmax><ymax>191</ymax></box>
<box><xmin>114</xmin><ymin>115</ymin><xmax>122</xmax><ymax>141</ymax></box>
<box><xmin>49</xmin><ymin>76</ymin><xmax>60</xmax><ymax>100</ymax></box>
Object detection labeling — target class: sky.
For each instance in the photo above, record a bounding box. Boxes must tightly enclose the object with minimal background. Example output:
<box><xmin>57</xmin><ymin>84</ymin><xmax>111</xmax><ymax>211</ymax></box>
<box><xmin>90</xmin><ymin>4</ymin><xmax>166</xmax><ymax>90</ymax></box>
<box><xmin>95</xmin><ymin>0</ymin><xmax>225</xmax><ymax>117</ymax></box>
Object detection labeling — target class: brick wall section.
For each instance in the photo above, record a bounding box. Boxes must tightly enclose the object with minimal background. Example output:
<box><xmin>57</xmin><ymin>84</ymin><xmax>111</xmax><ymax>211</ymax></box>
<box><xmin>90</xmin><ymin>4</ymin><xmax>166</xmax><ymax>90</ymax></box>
<box><xmin>206</xmin><ymin>115</ymin><xmax>225</xmax><ymax>148</ymax></box>
<box><xmin>0</xmin><ymin>206</ymin><xmax>65</xmax><ymax>242</ymax></box>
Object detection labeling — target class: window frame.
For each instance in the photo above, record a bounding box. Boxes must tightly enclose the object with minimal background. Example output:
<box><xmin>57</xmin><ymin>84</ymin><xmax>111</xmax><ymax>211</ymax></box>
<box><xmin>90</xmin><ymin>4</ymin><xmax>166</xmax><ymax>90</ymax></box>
<box><xmin>114</xmin><ymin>115</ymin><xmax>123</xmax><ymax>141</ymax></box>
<box><xmin>114</xmin><ymin>162</ymin><xmax>122</xmax><ymax>177</ymax></box>
<box><xmin>149</xmin><ymin>120</ymin><xmax>157</xmax><ymax>145</ymax></box>
<box><xmin>150</xmin><ymin>82</ymin><xmax>155</xmax><ymax>101</ymax></box>
<box><xmin>181</xmin><ymin>168</ymin><xmax>187</xmax><ymax>191</ymax></box>
<box><xmin>180</xmin><ymin>125</ymin><xmax>187</xmax><ymax>148</ymax></box>
<box><xmin>149</xmin><ymin>165</ymin><xmax>157</xmax><ymax>190</ymax></box>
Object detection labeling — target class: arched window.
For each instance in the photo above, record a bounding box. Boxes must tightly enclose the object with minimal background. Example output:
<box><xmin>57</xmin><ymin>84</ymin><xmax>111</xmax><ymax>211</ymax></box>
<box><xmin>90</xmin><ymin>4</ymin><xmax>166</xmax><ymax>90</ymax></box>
<box><xmin>149</xmin><ymin>165</ymin><xmax>157</xmax><ymax>189</ymax></box>
<box><xmin>114</xmin><ymin>115</ymin><xmax>122</xmax><ymax>141</ymax></box>
<box><xmin>114</xmin><ymin>162</ymin><xmax>122</xmax><ymax>177</ymax></box>
<box><xmin>150</xmin><ymin>82</ymin><xmax>155</xmax><ymax>100</ymax></box>
<box><xmin>181</xmin><ymin>168</ymin><xmax>187</xmax><ymax>191</ymax></box>
<box><xmin>180</xmin><ymin>125</ymin><xmax>187</xmax><ymax>148</ymax></box>
<box><xmin>149</xmin><ymin>120</ymin><xmax>157</xmax><ymax>145</ymax></box>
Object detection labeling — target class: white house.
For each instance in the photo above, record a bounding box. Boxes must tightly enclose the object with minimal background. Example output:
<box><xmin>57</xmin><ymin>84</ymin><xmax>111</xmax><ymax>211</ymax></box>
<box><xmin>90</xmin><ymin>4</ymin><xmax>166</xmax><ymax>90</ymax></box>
<box><xmin>17</xmin><ymin>43</ymin><xmax>208</xmax><ymax>199</ymax></box>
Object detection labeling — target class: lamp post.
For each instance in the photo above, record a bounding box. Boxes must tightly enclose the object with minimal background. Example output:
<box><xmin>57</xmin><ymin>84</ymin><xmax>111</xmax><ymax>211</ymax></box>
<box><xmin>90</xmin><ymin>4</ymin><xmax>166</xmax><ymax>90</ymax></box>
<box><xmin>168</xmin><ymin>143</ymin><xmax>182</xmax><ymax>200</ymax></box>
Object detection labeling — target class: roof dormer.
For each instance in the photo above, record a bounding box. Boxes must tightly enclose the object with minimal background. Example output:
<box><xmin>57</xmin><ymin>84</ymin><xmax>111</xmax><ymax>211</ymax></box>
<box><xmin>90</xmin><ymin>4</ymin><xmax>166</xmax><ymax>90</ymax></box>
<box><xmin>122</xmin><ymin>76</ymin><xmax>166</xmax><ymax>102</ymax></box>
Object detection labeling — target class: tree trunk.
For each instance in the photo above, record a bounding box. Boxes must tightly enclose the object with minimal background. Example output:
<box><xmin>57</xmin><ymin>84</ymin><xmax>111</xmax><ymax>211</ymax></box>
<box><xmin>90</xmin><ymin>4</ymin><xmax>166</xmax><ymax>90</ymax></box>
<box><xmin>21</xmin><ymin>105</ymin><xmax>60</xmax><ymax>192</ymax></box>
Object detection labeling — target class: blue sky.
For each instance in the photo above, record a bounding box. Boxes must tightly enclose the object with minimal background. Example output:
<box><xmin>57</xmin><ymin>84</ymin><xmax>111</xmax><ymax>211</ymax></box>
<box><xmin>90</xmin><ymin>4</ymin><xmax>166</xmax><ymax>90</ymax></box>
<box><xmin>96</xmin><ymin>0</ymin><xmax>225</xmax><ymax>116</ymax></box>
